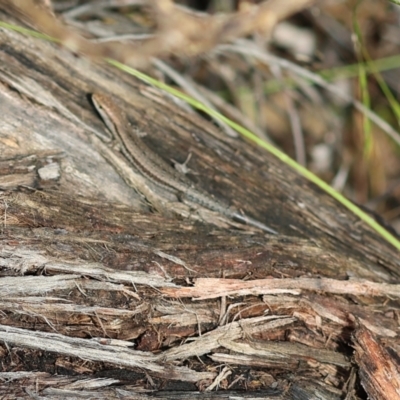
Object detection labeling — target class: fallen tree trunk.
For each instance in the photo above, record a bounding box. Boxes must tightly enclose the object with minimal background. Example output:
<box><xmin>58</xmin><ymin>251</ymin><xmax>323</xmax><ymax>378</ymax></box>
<box><xmin>0</xmin><ymin>4</ymin><xmax>399</xmax><ymax>399</ymax></box>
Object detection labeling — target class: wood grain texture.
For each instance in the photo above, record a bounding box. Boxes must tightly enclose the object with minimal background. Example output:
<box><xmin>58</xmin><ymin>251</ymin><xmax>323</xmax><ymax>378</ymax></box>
<box><xmin>0</xmin><ymin>5</ymin><xmax>399</xmax><ymax>399</ymax></box>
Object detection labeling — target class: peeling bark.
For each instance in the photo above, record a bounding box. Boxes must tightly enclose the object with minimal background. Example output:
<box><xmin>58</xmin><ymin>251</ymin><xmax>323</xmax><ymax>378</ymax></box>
<box><xmin>0</xmin><ymin>5</ymin><xmax>399</xmax><ymax>399</ymax></box>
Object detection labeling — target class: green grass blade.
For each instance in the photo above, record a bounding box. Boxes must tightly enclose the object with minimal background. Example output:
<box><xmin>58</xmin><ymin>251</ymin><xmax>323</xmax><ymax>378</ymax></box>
<box><xmin>0</xmin><ymin>20</ymin><xmax>398</xmax><ymax>249</ymax></box>
<box><xmin>107</xmin><ymin>58</ymin><xmax>400</xmax><ymax>251</ymax></box>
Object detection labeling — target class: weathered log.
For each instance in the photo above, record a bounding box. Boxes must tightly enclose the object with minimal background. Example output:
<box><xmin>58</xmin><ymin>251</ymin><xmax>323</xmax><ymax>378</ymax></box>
<box><xmin>0</xmin><ymin>4</ymin><xmax>399</xmax><ymax>399</ymax></box>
